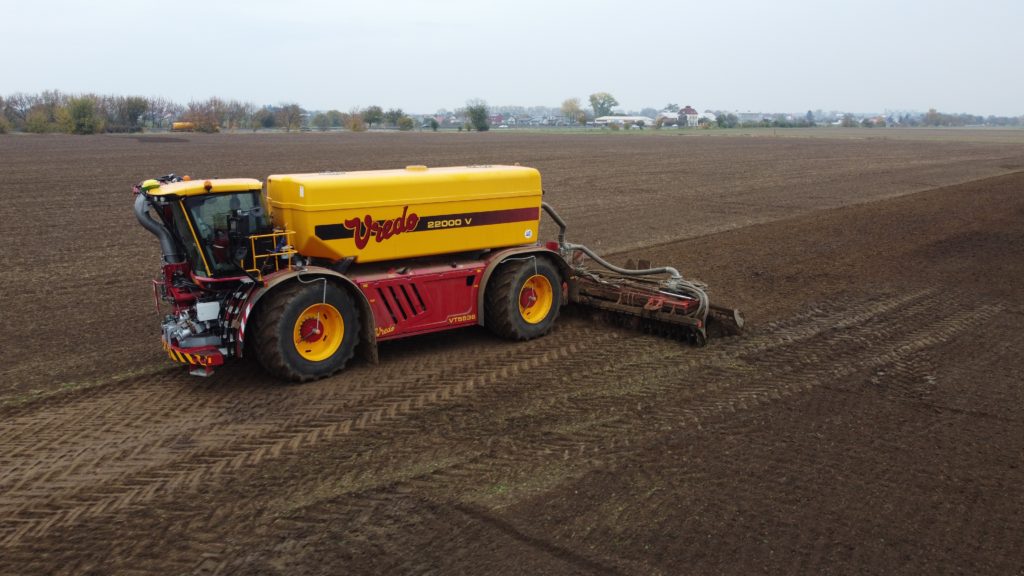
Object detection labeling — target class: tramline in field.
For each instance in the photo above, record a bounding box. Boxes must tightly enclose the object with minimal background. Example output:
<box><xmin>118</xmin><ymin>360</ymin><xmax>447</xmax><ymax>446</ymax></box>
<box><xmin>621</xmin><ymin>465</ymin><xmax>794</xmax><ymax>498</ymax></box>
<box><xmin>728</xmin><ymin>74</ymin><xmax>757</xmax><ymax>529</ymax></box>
<box><xmin>134</xmin><ymin>165</ymin><xmax>742</xmax><ymax>381</ymax></box>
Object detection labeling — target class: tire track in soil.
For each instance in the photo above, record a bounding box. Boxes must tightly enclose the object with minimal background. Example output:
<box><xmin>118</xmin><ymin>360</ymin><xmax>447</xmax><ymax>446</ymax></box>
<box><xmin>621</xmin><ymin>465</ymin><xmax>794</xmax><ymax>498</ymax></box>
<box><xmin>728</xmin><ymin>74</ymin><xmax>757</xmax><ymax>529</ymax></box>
<box><xmin>0</xmin><ymin>288</ymin><xmax>1000</xmax><ymax>572</ymax></box>
<box><xmin>597</xmin><ymin>323</ymin><xmax>1024</xmax><ymax>575</ymax></box>
<box><xmin>197</xmin><ymin>288</ymin><xmax>999</xmax><ymax>575</ymax></box>
<box><xmin>120</xmin><ymin>289</ymin><xmax>996</xmax><ymax>575</ymax></box>
<box><xmin>222</xmin><ymin>291</ymin><xmax>945</xmax><ymax>520</ymax></box>
<box><xmin>0</xmin><ymin>321</ymin><xmax>610</xmax><ymax>547</ymax></box>
<box><xmin>390</xmin><ymin>288</ymin><xmax>997</xmax><ymax>500</ymax></box>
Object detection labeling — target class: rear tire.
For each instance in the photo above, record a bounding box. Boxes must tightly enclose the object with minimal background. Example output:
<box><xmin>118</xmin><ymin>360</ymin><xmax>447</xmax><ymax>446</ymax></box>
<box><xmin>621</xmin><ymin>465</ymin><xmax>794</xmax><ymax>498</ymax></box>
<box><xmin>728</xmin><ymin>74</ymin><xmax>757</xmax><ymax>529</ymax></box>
<box><xmin>485</xmin><ymin>257</ymin><xmax>561</xmax><ymax>340</ymax></box>
<box><xmin>255</xmin><ymin>281</ymin><xmax>360</xmax><ymax>382</ymax></box>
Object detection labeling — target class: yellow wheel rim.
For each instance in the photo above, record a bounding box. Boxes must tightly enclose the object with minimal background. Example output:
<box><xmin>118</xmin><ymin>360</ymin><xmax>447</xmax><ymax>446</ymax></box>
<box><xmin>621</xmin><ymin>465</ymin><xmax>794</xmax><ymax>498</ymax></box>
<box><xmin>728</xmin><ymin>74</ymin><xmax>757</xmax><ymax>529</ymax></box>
<box><xmin>293</xmin><ymin>303</ymin><xmax>344</xmax><ymax>362</ymax></box>
<box><xmin>518</xmin><ymin>274</ymin><xmax>554</xmax><ymax>324</ymax></box>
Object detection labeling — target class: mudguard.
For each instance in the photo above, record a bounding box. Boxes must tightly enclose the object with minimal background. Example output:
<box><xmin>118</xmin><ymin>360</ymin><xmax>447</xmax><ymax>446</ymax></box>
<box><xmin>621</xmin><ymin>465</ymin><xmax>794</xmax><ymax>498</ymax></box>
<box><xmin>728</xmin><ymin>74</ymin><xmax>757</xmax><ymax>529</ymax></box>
<box><xmin>476</xmin><ymin>246</ymin><xmax>569</xmax><ymax>327</ymax></box>
<box><xmin>233</xmin><ymin>266</ymin><xmax>379</xmax><ymax>364</ymax></box>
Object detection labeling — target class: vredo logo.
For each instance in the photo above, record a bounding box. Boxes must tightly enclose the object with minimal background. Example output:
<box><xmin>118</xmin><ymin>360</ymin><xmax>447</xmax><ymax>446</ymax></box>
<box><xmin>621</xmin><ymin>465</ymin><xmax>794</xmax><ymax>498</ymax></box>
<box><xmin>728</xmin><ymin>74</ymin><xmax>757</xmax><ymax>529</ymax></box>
<box><xmin>343</xmin><ymin>206</ymin><xmax>419</xmax><ymax>250</ymax></box>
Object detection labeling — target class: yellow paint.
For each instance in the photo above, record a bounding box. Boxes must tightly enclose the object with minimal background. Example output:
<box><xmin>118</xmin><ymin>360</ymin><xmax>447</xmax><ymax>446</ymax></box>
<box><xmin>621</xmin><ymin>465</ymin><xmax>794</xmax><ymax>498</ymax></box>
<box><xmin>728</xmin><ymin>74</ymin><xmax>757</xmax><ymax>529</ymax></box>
<box><xmin>165</xmin><ymin>348</ymin><xmax>208</xmax><ymax>365</ymax></box>
<box><xmin>293</xmin><ymin>303</ymin><xmax>344</xmax><ymax>362</ymax></box>
<box><xmin>148</xmin><ymin>178</ymin><xmax>262</xmax><ymax>197</ymax></box>
<box><xmin>266</xmin><ymin>165</ymin><xmax>542</xmax><ymax>264</ymax></box>
<box><xmin>518</xmin><ymin>274</ymin><xmax>553</xmax><ymax>324</ymax></box>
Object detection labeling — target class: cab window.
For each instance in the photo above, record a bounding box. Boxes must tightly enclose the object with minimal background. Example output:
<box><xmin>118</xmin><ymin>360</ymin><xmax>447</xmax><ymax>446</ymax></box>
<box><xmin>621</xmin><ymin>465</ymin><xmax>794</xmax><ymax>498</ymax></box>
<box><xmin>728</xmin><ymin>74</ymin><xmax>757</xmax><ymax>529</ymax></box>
<box><xmin>183</xmin><ymin>191</ymin><xmax>268</xmax><ymax>276</ymax></box>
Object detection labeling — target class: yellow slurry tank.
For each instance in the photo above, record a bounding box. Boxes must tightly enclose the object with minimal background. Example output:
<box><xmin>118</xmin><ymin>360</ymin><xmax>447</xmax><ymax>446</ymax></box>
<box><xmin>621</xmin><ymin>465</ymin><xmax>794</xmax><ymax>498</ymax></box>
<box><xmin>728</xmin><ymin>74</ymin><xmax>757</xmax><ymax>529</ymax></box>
<box><xmin>266</xmin><ymin>165</ymin><xmax>542</xmax><ymax>264</ymax></box>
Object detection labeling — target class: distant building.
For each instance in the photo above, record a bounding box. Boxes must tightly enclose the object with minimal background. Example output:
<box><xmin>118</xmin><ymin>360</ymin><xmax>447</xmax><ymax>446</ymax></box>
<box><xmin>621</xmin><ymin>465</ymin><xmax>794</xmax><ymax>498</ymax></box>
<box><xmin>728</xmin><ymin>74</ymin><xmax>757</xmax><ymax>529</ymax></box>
<box><xmin>737</xmin><ymin>112</ymin><xmax>769</xmax><ymax>123</ymax></box>
<box><xmin>680</xmin><ymin>106</ymin><xmax>699</xmax><ymax>127</ymax></box>
<box><xmin>656</xmin><ymin>111</ymin><xmax>680</xmax><ymax>126</ymax></box>
<box><xmin>594</xmin><ymin>115</ymin><xmax>657</xmax><ymax>127</ymax></box>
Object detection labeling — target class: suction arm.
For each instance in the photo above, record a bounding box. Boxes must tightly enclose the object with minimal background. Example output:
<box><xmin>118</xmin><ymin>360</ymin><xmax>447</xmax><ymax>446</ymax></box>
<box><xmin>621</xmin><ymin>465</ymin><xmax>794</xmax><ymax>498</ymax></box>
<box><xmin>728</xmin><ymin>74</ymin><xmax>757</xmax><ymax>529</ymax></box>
<box><xmin>541</xmin><ymin>201</ymin><xmax>567</xmax><ymax>246</ymax></box>
<box><xmin>134</xmin><ymin>193</ymin><xmax>183</xmax><ymax>264</ymax></box>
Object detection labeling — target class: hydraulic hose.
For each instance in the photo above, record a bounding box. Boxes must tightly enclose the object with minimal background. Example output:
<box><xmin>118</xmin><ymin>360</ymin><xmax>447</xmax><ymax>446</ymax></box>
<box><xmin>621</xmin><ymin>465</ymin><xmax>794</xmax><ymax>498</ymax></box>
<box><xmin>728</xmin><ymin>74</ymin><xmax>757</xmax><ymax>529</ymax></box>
<box><xmin>542</xmin><ymin>202</ymin><xmax>683</xmax><ymax>279</ymax></box>
<box><xmin>562</xmin><ymin>241</ymin><xmax>682</xmax><ymax>280</ymax></box>
<box><xmin>542</xmin><ymin>201</ymin><xmax>708</xmax><ymax>321</ymax></box>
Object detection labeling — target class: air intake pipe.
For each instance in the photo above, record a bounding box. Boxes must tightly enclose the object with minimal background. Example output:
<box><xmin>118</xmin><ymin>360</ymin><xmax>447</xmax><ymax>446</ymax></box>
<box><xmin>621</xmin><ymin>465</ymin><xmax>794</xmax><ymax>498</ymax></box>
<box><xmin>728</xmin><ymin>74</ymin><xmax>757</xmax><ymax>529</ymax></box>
<box><xmin>134</xmin><ymin>194</ymin><xmax>184</xmax><ymax>264</ymax></box>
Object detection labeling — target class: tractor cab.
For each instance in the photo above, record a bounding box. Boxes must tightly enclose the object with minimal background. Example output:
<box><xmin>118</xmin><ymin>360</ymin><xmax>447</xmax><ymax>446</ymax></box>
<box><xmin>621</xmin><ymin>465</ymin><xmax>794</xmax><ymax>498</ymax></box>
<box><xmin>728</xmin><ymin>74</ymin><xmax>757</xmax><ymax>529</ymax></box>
<box><xmin>137</xmin><ymin>176</ymin><xmax>294</xmax><ymax>280</ymax></box>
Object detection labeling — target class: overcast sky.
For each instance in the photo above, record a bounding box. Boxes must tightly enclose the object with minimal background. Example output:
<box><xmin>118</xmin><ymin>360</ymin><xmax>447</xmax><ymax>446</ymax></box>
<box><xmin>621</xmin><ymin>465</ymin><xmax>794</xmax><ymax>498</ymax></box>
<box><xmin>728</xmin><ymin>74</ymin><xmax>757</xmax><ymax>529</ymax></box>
<box><xmin>3</xmin><ymin>0</ymin><xmax>1021</xmax><ymax>115</ymax></box>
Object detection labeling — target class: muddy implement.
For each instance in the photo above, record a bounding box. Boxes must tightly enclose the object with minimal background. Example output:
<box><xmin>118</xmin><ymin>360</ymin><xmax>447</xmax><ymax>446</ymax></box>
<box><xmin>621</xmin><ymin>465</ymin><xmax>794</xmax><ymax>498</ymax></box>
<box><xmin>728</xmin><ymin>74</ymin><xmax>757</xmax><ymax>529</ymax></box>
<box><xmin>543</xmin><ymin>203</ymin><xmax>744</xmax><ymax>344</ymax></box>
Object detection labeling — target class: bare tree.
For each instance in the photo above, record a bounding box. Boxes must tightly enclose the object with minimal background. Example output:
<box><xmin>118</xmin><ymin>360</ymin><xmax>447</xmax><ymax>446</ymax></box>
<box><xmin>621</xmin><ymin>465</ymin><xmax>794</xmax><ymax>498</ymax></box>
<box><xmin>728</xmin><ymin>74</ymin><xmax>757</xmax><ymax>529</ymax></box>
<box><xmin>0</xmin><ymin>95</ymin><xmax>9</xmax><ymax>133</ymax></box>
<box><xmin>346</xmin><ymin>107</ymin><xmax>366</xmax><ymax>132</ymax></box>
<box><xmin>223</xmin><ymin>100</ymin><xmax>254</xmax><ymax>131</ymax></box>
<box><xmin>275</xmin><ymin>103</ymin><xmax>304</xmax><ymax>132</ymax></box>
<box><xmin>143</xmin><ymin>97</ymin><xmax>180</xmax><ymax>130</ymax></box>
<box><xmin>3</xmin><ymin>93</ymin><xmax>32</xmax><ymax>130</ymax></box>
<box><xmin>105</xmin><ymin>96</ymin><xmax>148</xmax><ymax>132</ymax></box>
<box><xmin>185</xmin><ymin>99</ymin><xmax>221</xmax><ymax>132</ymax></box>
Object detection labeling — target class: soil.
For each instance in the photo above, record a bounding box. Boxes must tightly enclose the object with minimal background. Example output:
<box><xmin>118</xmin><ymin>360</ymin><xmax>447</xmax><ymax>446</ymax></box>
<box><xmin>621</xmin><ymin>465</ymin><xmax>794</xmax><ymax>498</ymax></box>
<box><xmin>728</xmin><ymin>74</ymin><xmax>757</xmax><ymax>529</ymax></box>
<box><xmin>0</xmin><ymin>131</ymin><xmax>1022</xmax><ymax>574</ymax></box>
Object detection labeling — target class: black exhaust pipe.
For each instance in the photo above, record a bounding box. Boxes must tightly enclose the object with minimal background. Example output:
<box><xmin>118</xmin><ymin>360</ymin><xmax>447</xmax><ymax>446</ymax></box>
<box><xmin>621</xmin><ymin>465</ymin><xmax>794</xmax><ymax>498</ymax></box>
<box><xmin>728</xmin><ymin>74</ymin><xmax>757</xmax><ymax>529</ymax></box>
<box><xmin>134</xmin><ymin>194</ymin><xmax>183</xmax><ymax>264</ymax></box>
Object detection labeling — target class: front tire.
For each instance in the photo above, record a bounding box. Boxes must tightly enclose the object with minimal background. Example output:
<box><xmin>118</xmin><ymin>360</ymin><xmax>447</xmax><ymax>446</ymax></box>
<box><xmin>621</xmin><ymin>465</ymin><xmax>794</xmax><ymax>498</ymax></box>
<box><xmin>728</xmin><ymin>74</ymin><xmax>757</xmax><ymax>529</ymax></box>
<box><xmin>255</xmin><ymin>281</ymin><xmax>360</xmax><ymax>382</ymax></box>
<box><xmin>485</xmin><ymin>257</ymin><xmax>562</xmax><ymax>340</ymax></box>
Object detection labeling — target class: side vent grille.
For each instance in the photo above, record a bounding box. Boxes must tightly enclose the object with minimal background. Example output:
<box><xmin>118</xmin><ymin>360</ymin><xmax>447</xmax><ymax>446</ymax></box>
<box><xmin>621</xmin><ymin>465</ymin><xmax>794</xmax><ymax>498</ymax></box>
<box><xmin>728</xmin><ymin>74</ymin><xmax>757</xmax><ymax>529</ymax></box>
<box><xmin>377</xmin><ymin>283</ymin><xmax>426</xmax><ymax>325</ymax></box>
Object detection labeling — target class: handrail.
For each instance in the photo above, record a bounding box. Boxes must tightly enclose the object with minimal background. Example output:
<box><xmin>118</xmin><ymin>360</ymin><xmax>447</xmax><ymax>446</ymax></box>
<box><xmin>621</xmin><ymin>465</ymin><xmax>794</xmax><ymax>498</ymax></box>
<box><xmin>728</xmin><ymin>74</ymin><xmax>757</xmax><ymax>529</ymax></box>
<box><xmin>245</xmin><ymin>230</ymin><xmax>297</xmax><ymax>280</ymax></box>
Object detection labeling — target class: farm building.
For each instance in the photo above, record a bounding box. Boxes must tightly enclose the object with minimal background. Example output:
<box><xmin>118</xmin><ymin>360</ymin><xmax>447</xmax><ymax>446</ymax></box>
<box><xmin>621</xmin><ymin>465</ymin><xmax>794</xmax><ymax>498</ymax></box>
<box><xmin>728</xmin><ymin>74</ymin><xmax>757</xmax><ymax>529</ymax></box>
<box><xmin>737</xmin><ymin>112</ymin><xmax>770</xmax><ymax>123</ymax></box>
<box><xmin>656</xmin><ymin>111</ymin><xmax>680</xmax><ymax>126</ymax></box>
<box><xmin>595</xmin><ymin>115</ymin><xmax>657</xmax><ymax>127</ymax></box>
<box><xmin>681</xmin><ymin>106</ymin><xmax>699</xmax><ymax>127</ymax></box>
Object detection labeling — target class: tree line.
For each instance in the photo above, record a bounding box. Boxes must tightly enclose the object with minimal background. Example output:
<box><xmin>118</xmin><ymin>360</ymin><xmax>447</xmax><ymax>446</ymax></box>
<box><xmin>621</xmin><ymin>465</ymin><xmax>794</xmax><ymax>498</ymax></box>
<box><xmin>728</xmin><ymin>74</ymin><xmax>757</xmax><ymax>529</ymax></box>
<box><xmin>2</xmin><ymin>90</ymin><xmax>1020</xmax><ymax>135</ymax></box>
<box><xmin>0</xmin><ymin>91</ymin><xmax>432</xmax><ymax>134</ymax></box>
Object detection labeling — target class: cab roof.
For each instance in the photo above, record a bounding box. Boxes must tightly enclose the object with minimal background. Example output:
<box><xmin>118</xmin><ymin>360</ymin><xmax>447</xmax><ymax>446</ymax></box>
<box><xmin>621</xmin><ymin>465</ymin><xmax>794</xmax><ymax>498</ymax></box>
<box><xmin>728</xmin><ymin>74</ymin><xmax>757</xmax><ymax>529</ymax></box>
<box><xmin>147</xmin><ymin>178</ymin><xmax>262</xmax><ymax>197</ymax></box>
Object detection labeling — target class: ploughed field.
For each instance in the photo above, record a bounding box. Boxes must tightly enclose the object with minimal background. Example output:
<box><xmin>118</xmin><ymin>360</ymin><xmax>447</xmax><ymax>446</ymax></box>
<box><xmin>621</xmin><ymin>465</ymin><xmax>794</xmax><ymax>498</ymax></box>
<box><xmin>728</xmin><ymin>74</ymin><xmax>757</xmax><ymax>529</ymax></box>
<box><xmin>1</xmin><ymin>131</ymin><xmax>1023</xmax><ymax>574</ymax></box>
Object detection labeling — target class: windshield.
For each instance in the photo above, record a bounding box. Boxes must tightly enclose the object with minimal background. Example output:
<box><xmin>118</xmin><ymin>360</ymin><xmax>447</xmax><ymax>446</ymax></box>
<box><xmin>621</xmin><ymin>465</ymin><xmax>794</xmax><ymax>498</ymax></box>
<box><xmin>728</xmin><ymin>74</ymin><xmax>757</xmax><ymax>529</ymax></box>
<box><xmin>183</xmin><ymin>191</ymin><xmax>270</xmax><ymax>276</ymax></box>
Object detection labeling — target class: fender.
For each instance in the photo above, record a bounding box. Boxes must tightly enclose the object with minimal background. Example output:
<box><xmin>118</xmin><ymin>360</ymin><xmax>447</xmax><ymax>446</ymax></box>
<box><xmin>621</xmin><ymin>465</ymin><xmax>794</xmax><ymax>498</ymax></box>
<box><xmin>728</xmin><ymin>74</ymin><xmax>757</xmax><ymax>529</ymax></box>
<box><xmin>476</xmin><ymin>246</ymin><xmax>570</xmax><ymax>327</ymax></box>
<box><xmin>232</xmin><ymin>266</ymin><xmax>378</xmax><ymax>364</ymax></box>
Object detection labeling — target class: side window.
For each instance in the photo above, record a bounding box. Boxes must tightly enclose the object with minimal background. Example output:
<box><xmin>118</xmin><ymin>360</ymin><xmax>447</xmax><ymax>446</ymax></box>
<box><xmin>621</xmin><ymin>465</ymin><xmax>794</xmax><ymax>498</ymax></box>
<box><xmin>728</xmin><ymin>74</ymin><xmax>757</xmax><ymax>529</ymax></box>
<box><xmin>170</xmin><ymin>203</ymin><xmax>208</xmax><ymax>276</ymax></box>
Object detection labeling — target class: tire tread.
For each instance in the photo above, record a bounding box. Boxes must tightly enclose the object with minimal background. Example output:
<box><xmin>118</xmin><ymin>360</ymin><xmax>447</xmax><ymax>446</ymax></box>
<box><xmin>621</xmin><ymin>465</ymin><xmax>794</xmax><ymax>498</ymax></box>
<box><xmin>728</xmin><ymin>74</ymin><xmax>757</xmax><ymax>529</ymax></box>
<box><xmin>254</xmin><ymin>282</ymin><xmax>360</xmax><ymax>382</ymax></box>
<box><xmin>485</xmin><ymin>258</ymin><xmax>560</xmax><ymax>341</ymax></box>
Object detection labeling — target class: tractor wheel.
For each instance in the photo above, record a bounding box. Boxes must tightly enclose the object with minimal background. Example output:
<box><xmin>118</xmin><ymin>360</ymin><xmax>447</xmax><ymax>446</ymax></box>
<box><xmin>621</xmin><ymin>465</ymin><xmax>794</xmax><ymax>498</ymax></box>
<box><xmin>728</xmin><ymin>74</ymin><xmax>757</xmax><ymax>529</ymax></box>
<box><xmin>255</xmin><ymin>280</ymin><xmax>360</xmax><ymax>382</ymax></box>
<box><xmin>485</xmin><ymin>257</ymin><xmax>561</xmax><ymax>341</ymax></box>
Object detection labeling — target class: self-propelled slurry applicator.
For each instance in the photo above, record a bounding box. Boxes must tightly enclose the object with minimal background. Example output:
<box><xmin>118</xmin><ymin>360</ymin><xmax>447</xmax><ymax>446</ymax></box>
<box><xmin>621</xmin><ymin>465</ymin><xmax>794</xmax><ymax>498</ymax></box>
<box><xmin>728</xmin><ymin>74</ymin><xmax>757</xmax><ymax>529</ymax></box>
<box><xmin>134</xmin><ymin>165</ymin><xmax>742</xmax><ymax>381</ymax></box>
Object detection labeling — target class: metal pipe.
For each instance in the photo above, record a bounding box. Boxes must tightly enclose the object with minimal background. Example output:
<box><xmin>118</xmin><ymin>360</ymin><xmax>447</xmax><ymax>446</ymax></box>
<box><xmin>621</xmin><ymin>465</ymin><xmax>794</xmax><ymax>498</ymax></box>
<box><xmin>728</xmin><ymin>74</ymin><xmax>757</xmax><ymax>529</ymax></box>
<box><xmin>542</xmin><ymin>202</ymin><xmax>679</xmax><ymax>279</ymax></box>
<box><xmin>563</xmin><ymin>242</ymin><xmax>682</xmax><ymax>280</ymax></box>
<box><xmin>541</xmin><ymin>202</ymin><xmax>567</xmax><ymax>246</ymax></box>
<box><xmin>134</xmin><ymin>194</ymin><xmax>183</xmax><ymax>263</ymax></box>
